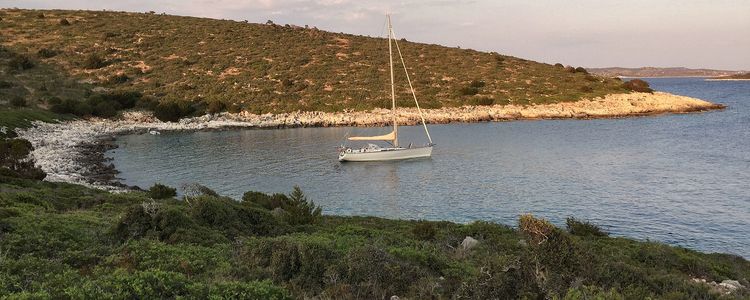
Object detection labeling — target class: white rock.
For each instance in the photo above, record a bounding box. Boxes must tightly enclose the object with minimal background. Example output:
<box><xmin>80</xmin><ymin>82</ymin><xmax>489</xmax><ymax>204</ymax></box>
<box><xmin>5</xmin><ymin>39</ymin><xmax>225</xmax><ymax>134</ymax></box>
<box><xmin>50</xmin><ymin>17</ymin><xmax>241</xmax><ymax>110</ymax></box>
<box><xmin>719</xmin><ymin>280</ymin><xmax>743</xmax><ymax>291</ymax></box>
<box><xmin>461</xmin><ymin>236</ymin><xmax>479</xmax><ymax>251</ymax></box>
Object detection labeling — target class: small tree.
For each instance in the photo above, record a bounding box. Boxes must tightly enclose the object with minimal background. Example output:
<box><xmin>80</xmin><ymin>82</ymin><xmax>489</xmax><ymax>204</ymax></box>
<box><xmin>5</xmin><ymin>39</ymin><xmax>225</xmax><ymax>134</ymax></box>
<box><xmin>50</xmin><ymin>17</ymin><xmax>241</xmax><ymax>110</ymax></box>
<box><xmin>281</xmin><ymin>186</ymin><xmax>322</xmax><ymax>225</ymax></box>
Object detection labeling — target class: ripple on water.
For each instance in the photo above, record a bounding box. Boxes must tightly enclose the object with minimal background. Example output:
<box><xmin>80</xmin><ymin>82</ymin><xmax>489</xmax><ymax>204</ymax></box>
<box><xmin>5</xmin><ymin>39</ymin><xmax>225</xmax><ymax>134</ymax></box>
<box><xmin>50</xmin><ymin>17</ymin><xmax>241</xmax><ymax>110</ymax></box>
<box><xmin>110</xmin><ymin>78</ymin><xmax>750</xmax><ymax>257</ymax></box>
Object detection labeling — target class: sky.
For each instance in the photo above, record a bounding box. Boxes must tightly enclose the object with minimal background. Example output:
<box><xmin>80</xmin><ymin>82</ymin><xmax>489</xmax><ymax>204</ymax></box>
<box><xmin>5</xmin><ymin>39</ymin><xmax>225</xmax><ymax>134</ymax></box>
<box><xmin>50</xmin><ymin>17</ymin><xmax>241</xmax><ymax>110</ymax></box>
<box><xmin>3</xmin><ymin>0</ymin><xmax>749</xmax><ymax>70</ymax></box>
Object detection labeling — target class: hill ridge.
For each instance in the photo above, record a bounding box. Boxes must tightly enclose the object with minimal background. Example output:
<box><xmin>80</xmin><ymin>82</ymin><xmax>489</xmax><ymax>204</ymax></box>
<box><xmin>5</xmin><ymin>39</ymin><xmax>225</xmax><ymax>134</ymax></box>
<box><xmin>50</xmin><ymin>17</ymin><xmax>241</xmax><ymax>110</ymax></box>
<box><xmin>1</xmin><ymin>8</ymin><xmax>626</xmax><ymax>115</ymax></box>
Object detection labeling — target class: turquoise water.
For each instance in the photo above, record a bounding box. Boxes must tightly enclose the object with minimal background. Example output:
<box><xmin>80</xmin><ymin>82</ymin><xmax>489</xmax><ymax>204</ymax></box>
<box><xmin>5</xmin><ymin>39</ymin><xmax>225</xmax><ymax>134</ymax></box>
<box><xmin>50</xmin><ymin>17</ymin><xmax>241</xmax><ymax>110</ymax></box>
<box><xmin>109</xmin><ymin>78</ymin><xmax>750</xmax><ymax>257</ymax></box>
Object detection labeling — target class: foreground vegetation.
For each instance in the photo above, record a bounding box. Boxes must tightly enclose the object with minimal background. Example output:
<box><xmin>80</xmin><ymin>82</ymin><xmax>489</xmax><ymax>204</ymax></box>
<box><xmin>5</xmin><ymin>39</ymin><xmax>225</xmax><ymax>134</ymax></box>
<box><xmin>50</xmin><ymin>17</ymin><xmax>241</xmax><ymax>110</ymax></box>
<box><xmin>0</xmin><ymin>8</ymin><xmax>634</xmax><ymax>120</ymax></box>
<box><xmin>1</xmin><ymin>172</ymin><xmax>748</xmax><ymax>298</ymax></box>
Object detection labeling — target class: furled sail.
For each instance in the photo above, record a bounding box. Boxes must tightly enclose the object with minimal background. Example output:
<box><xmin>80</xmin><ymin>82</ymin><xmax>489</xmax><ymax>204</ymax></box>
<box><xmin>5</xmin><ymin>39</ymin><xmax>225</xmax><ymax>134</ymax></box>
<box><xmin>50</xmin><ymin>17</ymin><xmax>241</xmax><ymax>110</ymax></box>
<box><xmin>348</xmin><ymin>131</ymin><xmax>396</xmax><ymax>141</ymax></box>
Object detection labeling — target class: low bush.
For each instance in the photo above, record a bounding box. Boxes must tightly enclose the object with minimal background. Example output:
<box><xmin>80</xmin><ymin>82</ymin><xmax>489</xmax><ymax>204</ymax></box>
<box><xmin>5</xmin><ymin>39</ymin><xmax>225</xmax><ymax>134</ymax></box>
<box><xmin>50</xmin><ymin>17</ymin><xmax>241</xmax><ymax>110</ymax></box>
<box><xmin>242</xmin><ymin>191</ymin><xmax>290</xmax><ymax>210</ymax></box>
<box><xmin>37</xmin><ymin>48</ymin><xmax>59</xmax><ymax>58</ymax></box>
<box><xmin>206</xmin><ymin>101</ymin><xmax>226</xmax><ymax>114</ymax></box>
<box><xmin>59</xmin><ymin>18</ymin><xmax>70</xmax><ymax>26</ymax></box>
<box><xmin>458</xmin><ymin>86</ymin><xmax>479</xmax><ymax>96</ymax></box>
<box><xmin>82</xmin><ymin>53</ymin><xmax>107</xmax><ymax>69</ymax></box>
<box><xmin>566</xmin><ymin>217</ymin><xmax>608</xmax><ymax>237</ymax></box>
<box><xmin>622</xmin><ymin>79</ymin><xmax>653</xmax><ymax>93</ymax></box>
<box><xmin>575</xmin><ymin>67</ymin><xmax>588</xmax><ymax>74</ymax></box>
<box><xmin>148</xmin><ymin>183</ymin><xmax>176</xmax><ymax>199</ymax></box>
<box><xmin>0</xmin><ymin>80</ymin><xmax>13</xmax><ymax>89</ymax></box>
<box><xmin>7</xmin><ymin>54</ymin><xmax>35</xmax><ymax>70</ymax></box>
<box><xmin>108</xmin><ymin>73</ymin><xmax>129</xmax><ymax>84</ymax></box>
<box><xmin>46</xmin><ymin>96</ymin><xmax>62</xmax><ymax>105</ymax></box>
<box><xmin>153</xmin><ymin>102</ymin><xmax>182</xmax><ymax>122</ymax></box>
<box><xmin>469</xmin><ymin>80</ymin><xmax>486</xmax><ymax>88</ymax></box>
<box><xmin>10</xmin><ymin>96</ymin><xmax>26</xmax><ymax>107</ymax></box>
<box><xmin>412</xmin><ymin>220</ymin><xmax>437</xmax><ymax>240</ymax></box>
<box><xmin>469</xmin><ymin>96</ymin><xmax>494</xmax><ymax>106</ymax></box>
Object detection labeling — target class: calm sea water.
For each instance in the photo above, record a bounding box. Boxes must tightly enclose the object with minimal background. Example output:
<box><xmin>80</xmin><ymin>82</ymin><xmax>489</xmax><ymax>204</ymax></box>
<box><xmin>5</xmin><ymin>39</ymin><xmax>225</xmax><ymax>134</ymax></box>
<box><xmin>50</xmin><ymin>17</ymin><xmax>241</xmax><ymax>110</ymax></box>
<box><xmin>109</xmin><ymin>78</ymin><xmax>750</xmax><ymax>257</ymax></box>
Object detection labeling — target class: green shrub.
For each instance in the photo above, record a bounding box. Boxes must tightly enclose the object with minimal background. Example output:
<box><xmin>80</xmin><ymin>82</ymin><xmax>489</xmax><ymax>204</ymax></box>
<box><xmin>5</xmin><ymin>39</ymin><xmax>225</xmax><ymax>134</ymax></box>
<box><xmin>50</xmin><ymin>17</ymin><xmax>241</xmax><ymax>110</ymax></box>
<box><xmin>575</xmin><ymin>67</ymin><xmax>588</xmax><ymax>74</ymax></box>
<box><xmin>92</xmin><ymin>101</ymin><xmax>120</xmax><ymax>118</ymax></box>
<box><xmin>37</xmin><ymin>48</ymin><xmax>59</xmax><ymax>58</ymax></box>
<box><xmin>412</xmin><ymin>220</ymin><xmax>437</xmax><ymax>240</ymax></box>
<box><xmin>579</xmin><ymin>85</ymin><xmax>593</xmax><ymax>93</ymax></box>
<box><xmin>469</xmin><ymin>80</ymin><xmax>486</xmax><ymax>88</ymax></box>
<box><xmin>187</xmin><ymin>194</ymin><xmax>282</xmax><ymax>237</ymax></box>
<box><xmin>242</xmin><ymin>191</ymin><xmax>290</xmax><ymax>210</ymax></box>
<box><xmin>10</xmin><ymin>96</ymin><xmax>26</xmax><ymax>107</ymax></box>
<box><xmin>148</xmin><ymin>183</ymin><xmax>176</xmax><ymax>199</ymax></box>
<box><xmin>82</xmin><ymin>53</ymin><xmax>107</xmax><ymax>69</ymax></box>
<box><xmin>108</xmin><ymin>73</ymin><xmax>129</xmax><ymax>84</ymax></box>
<box><xmin>46</xmin><ymin>96</ymin><xmax>62</xmax><ymax>105</ymax></box>
<box><xmin>519</xmin><ymin>214</ymin><xmax>583</xmax><ymax>297</ymax></box>
<box><xmin>154</xmin><ymin>102</ymin><xmax>187</xmax><ymax>122</ymax></box>
<box><xmin>622</xmin><ymin>79</ymin><xmax>653</xmax><ymax>93</ymax></box>
<box><xmin>8</xmin><ymin>54</ymin><xmax>35</xmax><ymax>70</ymax></box>
<box><xmin>469</xmin><ymin>96</ymin><xmax>494</xmax><ymax>106</ymax></box>
<box><xmin>59</xmin><ymin>18</ymin><xmax>70</xmax><ymax>26</ymax></box>
<box><xmin>207</xmin><ymin>101</ymin><xmax>226</xmax><ymax>114</ymax></box>
<box><xmin>458</xmin><ymin>86</ymin><xmax>479</xmax><ymax>96</ymax></box>
<box><xmin>566</xmin><ymin>217</ymin><xmax>608</xmax><ymax>237</ymax></box>
<box><xmin>342</xmin><ymin>245</ymin><xmax>425</xmax><ymax>298</ymax></box>
<box><xmin>0</xmin><ymin>80</ymin><xmax>12</xmax><ymax>89</ymax></box>
<box><xmin>74</xmin><ymin>102</ymin><xmax>93</xmax><ymax>116</ymax></box>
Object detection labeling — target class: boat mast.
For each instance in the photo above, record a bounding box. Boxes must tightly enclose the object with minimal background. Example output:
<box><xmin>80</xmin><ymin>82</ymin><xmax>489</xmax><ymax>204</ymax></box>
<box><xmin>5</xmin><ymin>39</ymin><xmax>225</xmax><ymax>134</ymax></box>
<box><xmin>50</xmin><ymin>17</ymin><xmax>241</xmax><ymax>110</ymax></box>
<box><xmin>387</xmin><ymin>14</ymin><xmax>398</xmax><ymax>147</ymax></box>
<box><xmin>391</xmin><ymin>25</ymin><xmax>433</xmax><ymax>145</ymax></box>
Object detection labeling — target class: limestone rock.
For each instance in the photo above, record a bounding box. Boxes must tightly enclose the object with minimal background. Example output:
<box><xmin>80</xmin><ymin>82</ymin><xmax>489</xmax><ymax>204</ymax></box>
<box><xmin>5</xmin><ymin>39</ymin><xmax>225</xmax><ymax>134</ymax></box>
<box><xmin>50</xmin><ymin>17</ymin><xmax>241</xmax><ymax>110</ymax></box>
<box><xmin>461</xmin><ymin>236</ymin><xmax>479</xmax><ymax>251</ymax></box>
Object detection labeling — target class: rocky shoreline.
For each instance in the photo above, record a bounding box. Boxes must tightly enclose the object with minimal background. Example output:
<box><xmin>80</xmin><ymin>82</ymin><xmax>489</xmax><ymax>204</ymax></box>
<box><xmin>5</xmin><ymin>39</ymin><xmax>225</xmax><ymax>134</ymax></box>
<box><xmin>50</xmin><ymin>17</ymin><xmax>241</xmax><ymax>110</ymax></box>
<box><xmin>17</xmin><ymin>92</ymin><xmax>724</xmax><ymax>191</ymax></box>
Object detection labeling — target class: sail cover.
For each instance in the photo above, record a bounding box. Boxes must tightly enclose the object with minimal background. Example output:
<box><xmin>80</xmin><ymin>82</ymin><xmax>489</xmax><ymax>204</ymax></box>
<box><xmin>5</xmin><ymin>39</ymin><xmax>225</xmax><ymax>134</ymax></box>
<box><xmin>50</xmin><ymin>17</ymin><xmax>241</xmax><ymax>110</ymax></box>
<box><xmin>348</xmin><ymin>131</ymin><xmax>396</xmax><ymax>141</ymax></box>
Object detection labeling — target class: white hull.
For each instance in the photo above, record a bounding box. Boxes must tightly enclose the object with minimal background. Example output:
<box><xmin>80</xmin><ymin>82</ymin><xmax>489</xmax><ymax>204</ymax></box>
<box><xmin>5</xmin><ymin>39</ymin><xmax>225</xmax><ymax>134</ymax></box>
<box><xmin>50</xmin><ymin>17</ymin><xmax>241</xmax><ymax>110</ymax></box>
<box><xmin>339</xmin><ymin>146</ymin><xmax>432</xmax><ymax>162</ymax></box>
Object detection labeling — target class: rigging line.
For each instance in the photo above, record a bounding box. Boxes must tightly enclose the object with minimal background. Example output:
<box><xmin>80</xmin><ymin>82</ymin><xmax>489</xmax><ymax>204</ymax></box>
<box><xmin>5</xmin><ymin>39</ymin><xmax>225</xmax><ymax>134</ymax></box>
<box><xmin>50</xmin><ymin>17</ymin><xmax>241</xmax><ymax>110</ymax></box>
<box><xmin>342</xmin><ymin>17</ymin><xmax>388</xmax><ymax>145</ymax></box>
<box><xmin>390</xmin><ymin>27</ymin><xmax>433</xmax><ymax>144</ymax></box>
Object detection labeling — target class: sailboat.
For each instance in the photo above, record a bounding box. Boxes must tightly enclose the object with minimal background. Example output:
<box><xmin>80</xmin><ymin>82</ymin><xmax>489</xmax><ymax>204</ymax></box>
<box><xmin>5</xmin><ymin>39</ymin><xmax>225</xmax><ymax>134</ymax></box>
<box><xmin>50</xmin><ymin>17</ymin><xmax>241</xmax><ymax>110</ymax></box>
<box><xmin>338</xmin><ymin>15</ymin><xmax>434</xmax><ymax>162</ymax></box>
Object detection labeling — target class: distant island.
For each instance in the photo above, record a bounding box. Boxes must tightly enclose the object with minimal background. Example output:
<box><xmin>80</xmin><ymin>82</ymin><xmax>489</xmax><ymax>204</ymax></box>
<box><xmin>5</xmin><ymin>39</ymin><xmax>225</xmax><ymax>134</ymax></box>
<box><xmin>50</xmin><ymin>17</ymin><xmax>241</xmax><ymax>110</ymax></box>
<box><xmin>588</xmin><ymin>67</ymin><xmax>745</xmax><ymax>78</ymax></box>
<box><xmin>707</xmin><ymin>72</ymin><xmax>750</xmax><ymax>81</ymax></box>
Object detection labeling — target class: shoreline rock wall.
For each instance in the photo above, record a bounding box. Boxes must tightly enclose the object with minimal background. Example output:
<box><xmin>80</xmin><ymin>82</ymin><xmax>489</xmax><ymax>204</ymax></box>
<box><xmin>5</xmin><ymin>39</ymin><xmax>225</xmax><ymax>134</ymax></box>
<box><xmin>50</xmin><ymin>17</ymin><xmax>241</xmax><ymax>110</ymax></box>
<box><xmin>17</xmin><ymin>92</ymin><xmax>724</xmax><ymax>191</ymax></box>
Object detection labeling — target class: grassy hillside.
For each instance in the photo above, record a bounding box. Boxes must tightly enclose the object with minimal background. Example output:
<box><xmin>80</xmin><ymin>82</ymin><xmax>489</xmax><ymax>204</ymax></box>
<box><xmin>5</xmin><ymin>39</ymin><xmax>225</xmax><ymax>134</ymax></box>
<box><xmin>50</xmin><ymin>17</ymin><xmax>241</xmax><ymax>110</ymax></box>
<box><xmin>1</xmin><ymin>9</ymin><xmax>627</xmax><ymax>115</ymax></box>
<box><xmin>0</xmin><ymin>176</ymin><xmax>749</xmax><ymax>299</ymax></box>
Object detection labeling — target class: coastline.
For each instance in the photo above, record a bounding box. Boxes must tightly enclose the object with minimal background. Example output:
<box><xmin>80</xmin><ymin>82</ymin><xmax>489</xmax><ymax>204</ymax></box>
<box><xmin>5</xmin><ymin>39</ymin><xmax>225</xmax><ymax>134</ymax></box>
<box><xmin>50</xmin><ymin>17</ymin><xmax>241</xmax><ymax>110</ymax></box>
<box><xmin>705</xmin><ymin>78</ymin><xmax>750</xmax><ymax>81</ymax></box>
<box><xmin>17</xmin><ymin>91</ymin><xmax>725</xmax><ymax>191</ymax></box>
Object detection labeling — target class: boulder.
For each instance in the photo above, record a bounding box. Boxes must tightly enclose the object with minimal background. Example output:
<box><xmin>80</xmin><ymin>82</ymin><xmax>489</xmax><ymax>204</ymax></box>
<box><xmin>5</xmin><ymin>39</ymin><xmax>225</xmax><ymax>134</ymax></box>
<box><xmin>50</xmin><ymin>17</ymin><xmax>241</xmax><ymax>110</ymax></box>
<box><xmin>461</xmin><ymin>236</ymin><xmax>479</xmax><ymax>251</ymax></box>
<box><xmin>719</xmin><ymin>280</ymin><xmax>744</xmax><ymax>291</ymax></box>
